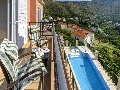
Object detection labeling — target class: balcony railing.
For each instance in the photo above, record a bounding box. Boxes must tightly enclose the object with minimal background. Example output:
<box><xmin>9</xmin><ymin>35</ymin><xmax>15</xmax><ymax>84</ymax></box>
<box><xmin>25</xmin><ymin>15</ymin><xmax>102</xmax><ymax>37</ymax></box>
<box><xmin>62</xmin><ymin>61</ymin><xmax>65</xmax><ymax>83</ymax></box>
<box><xmin>28</xmin><ymin>21</ymin><xmax>68</xmax><ymax>90</ymax></box>
<box><xmin>28</xmin><ymin>21</ymin><xmax>53</xmax><ymax>37</ymax></box>
<box><xmin>53</xmin><ymin>25</ymin><xmax>68</xmax><ymax>90</ymax></box>
<box><xmin>57</xmin><ymin>34</ymin><xmax>80</xmax><ymax>90</ymax></box>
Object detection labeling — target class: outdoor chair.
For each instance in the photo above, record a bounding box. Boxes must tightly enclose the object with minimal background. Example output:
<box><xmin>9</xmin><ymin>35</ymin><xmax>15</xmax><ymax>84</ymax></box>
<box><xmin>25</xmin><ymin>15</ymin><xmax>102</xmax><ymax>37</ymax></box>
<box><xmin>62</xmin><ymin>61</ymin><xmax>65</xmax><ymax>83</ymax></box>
<box><xmin>28</xmin><ymin>25</ymin><xmax>48</xmax><ymax>48</ymax></box>
<box><xmin>0</xmin><ymin>38</ymin><xmax>47</xmax><ymax>90</ymax></box>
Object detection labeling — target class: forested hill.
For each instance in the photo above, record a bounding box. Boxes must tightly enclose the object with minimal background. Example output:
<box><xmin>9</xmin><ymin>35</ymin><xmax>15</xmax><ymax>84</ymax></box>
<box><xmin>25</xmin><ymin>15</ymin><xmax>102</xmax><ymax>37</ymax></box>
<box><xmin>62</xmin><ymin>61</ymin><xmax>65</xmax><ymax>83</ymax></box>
<box><xmin>44</xmin><ymin>0</ymin><xmax>120</xmax><ymax>23</ymax></box>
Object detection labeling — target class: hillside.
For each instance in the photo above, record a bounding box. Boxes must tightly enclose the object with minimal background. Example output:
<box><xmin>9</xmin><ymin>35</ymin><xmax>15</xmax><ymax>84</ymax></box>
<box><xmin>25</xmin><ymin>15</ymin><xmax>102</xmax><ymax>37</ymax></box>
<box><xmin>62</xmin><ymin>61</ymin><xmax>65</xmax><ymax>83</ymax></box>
<box><xmin>44</xmin><ymin>0</ymin><xmax>120</xmax><ymax>23</ymax></box>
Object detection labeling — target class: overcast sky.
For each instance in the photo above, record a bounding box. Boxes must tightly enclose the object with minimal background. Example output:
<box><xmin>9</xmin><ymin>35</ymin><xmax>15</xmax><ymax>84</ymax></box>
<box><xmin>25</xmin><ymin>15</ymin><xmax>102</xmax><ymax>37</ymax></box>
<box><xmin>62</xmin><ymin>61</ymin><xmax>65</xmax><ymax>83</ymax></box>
<box><xmin>56</xmin><ymin>0</ymin><xmax>92</xmax><ymax>1</ymax></box>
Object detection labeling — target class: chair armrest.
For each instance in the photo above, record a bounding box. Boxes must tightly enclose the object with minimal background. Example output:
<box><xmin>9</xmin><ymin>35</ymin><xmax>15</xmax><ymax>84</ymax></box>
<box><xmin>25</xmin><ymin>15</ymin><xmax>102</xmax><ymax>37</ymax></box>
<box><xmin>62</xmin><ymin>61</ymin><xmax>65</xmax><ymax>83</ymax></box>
<box><xmin>18</xmin><ymin>51</ymin><xmax>32</xmax><ymax>59</ymax></box>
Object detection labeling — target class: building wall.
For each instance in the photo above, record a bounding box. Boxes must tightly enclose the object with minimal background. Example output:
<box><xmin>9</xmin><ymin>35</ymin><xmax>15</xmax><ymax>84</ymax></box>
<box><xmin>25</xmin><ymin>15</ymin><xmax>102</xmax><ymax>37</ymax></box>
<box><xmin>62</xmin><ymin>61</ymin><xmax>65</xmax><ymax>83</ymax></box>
<box><xmin>86</xmin><ymin>34</ymin><xmax>94</xmax><ymax>44</ymax></box>
<box><xmin>69</xmin><ymin>28</ymin><xmax>74</xmax><ymax>33</ymax></box>
<box><xmin>71</xmin><ymin>35</ymin><xmax>84</xmax><ymax>44</ymax></box>
<box><xmin>18</xmin><ymin>0</ymin><xmax>28</xmax><ymax>49</ymax></box>
<box><xmin>68</xmin><ymin>27</ymin><xmax>72</xmax><ymax>32</ymax></box>
<box><xmin>58</xmin><ymin>23</ymin><xmax>67</xmax><ymax>29</ymax></box>
<box><xmin>30</xmin><ymin>0</ymin><xmax>37</xmax><ymax>22</ymax></box>
<box><xmin>61</xmin><ymin>25</ymin><xmax>67</xmax><ymax>29</ymax></box>
<box><xmin>27</xmin><ymin>0</ymin><xmax>30</xmax><ymax>23</ymax></box>
<box><xmin>71</xmin><ymin>33</ymin><xmax>94</xmax><ymax>46</ymax></box>
<box><xmin>78</xmin><ymin>37</ymin><xmax>84</xmax><ymax>44</ymax></box>
<box><xmin>28</xmin><ymin>0</ymin><xmax>43</xmax><ymax>22</ymax></box>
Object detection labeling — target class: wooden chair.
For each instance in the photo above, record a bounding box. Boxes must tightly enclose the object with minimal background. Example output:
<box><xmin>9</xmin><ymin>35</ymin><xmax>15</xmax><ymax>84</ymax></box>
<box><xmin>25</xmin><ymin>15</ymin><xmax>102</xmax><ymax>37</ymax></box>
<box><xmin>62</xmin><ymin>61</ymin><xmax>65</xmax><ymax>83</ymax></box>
<box><xmin>0</xmin><ymin>38</ymin><xmax>47</xmax><ymax>90</ymax></box>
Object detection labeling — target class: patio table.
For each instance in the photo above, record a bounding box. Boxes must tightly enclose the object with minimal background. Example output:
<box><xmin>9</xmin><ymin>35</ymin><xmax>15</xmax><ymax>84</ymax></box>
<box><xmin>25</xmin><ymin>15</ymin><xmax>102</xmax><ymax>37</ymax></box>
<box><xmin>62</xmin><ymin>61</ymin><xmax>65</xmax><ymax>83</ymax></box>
<box><xmin>32</xmin><ymin>48</ymin><xmax>44</xmax><ymax>58</ymax></box>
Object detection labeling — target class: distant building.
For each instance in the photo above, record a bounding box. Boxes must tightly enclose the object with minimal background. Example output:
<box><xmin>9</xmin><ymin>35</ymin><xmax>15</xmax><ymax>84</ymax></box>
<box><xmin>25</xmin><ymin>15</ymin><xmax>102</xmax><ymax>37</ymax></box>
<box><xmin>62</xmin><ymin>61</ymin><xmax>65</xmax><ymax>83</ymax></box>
<box><xmin>57</xmin><ymin>17</ymin><xmax>61</xmax><ymax>21</ymax></box>
<box><xmin>69</xmin><ymin>24</ymin><xmax>94</xmax><ymax>45</ymax></box>
<box><xmin>74</xmin><ymin>17</ymin><xmax>79</xmax><ymax>21</ymax></box>
<box><xmin>58</xmin><ymin>22</ymin><xmax>68</xmax><ymax>29</ymax></box>
<box><xmin>62</xmin><ymin>18</ymin><xmax>66</xmax><ymax>22</ymax></box>
<box><xmin>68</xmin><ymin>24</ymin><xmax>79</xmax><ymax>32</ymax></box>
<box><xmin>91</xmin><ymin>27</ymin><xmax>96</xmax><ymax>31</ymax></box>
<box><xmin>49</xmin><ymin>16</ymin><xmax>53</xmax><ymax>21</ymax></box>
<box><xmin>69</xmin><ymin>18</ymin><xmax>74</xmax><ymax>20</ymax></box>
<box><xmin>116</xmin><ymin>23</ymin><xmax>120</xmax><ymax>26</ymax></box>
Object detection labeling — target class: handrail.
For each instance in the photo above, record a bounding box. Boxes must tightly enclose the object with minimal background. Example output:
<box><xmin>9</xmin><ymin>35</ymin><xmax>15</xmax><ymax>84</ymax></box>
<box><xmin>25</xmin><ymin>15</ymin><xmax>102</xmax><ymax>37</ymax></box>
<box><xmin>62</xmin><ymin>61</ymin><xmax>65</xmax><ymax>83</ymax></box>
<box><xmin>28</xmin><ymin>21</ymin><xmax>53</xmax><ymax>37</ymax></box>
<box><xmin>57</xmin><ymin>34</ymin><xmax>79</xmax><ymax>90</ymax></box>
<box><xmin>53</xmin><ymin>23</ymin><xmax>68</xmax><ymax>90</ymax></box>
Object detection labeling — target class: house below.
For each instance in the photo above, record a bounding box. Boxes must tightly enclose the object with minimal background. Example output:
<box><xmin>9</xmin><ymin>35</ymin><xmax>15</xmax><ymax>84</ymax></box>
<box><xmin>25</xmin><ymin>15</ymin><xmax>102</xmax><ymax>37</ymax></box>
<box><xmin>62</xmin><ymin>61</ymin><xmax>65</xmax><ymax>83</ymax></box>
<box><xmin>58</xmin><ymin>23</ymin><xmax>94</xmax><ymax>46</ymax></box>
<box><xmin>68</xmin><ymin>24</ymin><xmax>79</xmax><ymax>32</ymax></box>
<box><xmin>58</xmin><ymin>22</ymin><xmax>68</xmax><ymax>29</ymax></box>
<box><xmin>69</xmin><ymin>24</ymin><xmax>94</xmax><ymax>46</ymax></box>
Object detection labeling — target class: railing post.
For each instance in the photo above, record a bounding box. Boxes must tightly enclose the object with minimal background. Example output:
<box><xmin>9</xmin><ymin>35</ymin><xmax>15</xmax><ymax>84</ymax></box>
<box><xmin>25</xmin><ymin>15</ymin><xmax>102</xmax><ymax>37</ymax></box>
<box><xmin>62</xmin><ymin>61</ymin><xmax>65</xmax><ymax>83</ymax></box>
<box><xmin>65</xmin><ymin>40</ymin><xmax>68</xmax><ymax>47</ymax></box>
<box><xmin>64</xmin><ymin>51</ymin><xmax>66</xmax><ymax>60</ymax></box>
<box><xmin>76</xmin><ymin>40</ymin><xmax>78</xmax><ymax>46</ymax></box>
<box><xmin>72</xmin><ymin>75</ymin><xmax>74</xmax><ymax>90</ymax></box>
<box><xmin>40</xmin><ymin>23</ymin><xmax>41</xmax><ymax>37</ymax></box>
<box><xmin>70</xmin><ymin>68</ymin><xmax>72</xmax><ymax>81</ymax></box>
<box><xmin>95</xmin><ymin>50</ymin><xmax>98</xmax><ymax>60</ymax></box>
<box><xmin>84</xmin><ymin>39</ymin><xmax>87</xmax><ymax>47</ymax></box>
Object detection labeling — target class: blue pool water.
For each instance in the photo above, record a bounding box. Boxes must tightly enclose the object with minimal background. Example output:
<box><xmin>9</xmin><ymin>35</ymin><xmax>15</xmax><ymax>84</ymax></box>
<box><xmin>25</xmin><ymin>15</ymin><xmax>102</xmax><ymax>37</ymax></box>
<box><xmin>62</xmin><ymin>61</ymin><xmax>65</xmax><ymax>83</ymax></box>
<box><xmin>68</xmin><ymin>53</ymin><xmax>109</xmax><ymax>90</ymax></box>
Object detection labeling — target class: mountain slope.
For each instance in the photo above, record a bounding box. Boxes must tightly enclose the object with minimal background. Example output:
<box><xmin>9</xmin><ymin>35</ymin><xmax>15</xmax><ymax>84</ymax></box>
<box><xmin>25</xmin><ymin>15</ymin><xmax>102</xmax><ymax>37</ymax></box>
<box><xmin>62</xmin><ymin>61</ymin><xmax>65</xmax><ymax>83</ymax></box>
<box><xmin>44</xmin><ymin>0</ymin><xmax>120</xmax><ymax>22</ymax></box>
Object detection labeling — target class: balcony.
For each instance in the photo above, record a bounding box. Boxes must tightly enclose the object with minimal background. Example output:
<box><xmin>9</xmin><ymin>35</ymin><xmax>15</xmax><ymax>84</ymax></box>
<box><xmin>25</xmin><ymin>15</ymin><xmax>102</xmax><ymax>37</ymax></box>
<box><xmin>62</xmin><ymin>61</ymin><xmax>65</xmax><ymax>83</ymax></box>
<box><xmin>0</xmin><ymin>21</ymin><xmax>70</xmax><ymax>90</ymax></box>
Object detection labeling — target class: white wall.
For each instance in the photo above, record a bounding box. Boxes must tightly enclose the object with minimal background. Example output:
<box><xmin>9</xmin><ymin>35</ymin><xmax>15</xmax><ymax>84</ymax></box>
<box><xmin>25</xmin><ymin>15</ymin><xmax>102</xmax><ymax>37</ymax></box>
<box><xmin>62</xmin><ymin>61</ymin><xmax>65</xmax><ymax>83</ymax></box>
<box><xmin>61</xmin><ymin>25</ymin><xmax>67</xmax><ymax>29</ymax></box>
<box><xmin>18</xmin><ymin>0</ymin><xmax>27</xmax><ymax>49</ymax></box>
<box><xmin>71</xmin><ymin>35</ymin><xmax>75</xmax><ymax>40</ymax></box>
<box><xmin>71</xmin><ymin>35</ymin><xmax>84</xmax><ymax>44</ymax></box>
<box><xmin>78</xmin><ymin>37</ymin><xmax>84</xmax><ymax>44</ymax></box>
<box><xmin>68</xmin><ymin>27</ymin><xmax>71</xmax><ymax>32</ymax></box>
<box><xmin>86</xmin><ymin>34</ymin><xmax>94</xmax><ymax>44</ymax></box>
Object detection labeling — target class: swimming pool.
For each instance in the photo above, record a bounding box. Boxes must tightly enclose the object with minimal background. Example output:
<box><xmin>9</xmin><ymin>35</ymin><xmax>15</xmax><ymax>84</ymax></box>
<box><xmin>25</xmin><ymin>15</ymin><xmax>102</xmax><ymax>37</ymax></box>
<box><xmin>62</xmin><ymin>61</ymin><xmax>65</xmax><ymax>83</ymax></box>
<box><xmin>68</xmin><ymin>52</ymin><xmax>109</xmax><ymax>90</ymax></box>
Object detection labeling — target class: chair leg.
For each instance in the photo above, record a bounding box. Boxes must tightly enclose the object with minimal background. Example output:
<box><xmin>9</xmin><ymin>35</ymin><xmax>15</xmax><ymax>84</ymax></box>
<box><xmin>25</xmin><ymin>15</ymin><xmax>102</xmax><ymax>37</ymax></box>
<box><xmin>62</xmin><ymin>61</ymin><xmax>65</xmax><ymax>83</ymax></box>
<box><xmin>30</xmin><ymin>45</ymin><xmax>32</xmax><ymax>51</ymax></box>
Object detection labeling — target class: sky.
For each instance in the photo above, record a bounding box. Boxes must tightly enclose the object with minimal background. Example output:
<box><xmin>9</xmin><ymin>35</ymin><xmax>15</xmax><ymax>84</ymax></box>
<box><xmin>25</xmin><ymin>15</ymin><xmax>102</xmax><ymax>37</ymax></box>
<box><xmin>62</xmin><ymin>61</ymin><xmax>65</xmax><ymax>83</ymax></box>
<box><xmin>56</xmin><ymin>0</ymin><xmax>92</xmax><ymax>1</ymax></box>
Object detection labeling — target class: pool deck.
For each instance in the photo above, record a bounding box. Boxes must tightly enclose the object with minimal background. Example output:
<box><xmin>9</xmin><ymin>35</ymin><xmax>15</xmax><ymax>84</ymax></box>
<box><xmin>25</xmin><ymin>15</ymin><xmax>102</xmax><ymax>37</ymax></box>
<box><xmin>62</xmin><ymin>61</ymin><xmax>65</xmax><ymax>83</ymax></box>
<box><xmin>64</xmin><ymin>46</ymin><xmax>117</xmax><ymax>90</ymax></box>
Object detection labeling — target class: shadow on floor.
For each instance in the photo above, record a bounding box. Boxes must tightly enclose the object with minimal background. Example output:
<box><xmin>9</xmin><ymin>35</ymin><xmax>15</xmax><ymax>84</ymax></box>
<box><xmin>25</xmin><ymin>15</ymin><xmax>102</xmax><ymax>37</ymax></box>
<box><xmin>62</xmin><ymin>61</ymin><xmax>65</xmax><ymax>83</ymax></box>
<box><xmin>0</xmin><ymin>78</ymin><xmax>7</xmax><ymax>90</ymax></box>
